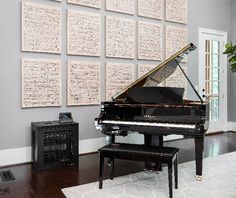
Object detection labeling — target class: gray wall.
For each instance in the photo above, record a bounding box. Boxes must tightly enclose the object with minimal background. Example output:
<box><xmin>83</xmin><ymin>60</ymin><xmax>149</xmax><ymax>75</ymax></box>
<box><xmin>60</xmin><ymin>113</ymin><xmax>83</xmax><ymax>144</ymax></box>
<box><xmin>231</xmin><ymin>0</ymin><xmax>236</xmax><ymax>40</ymax></box>
<box><xmin>229</xmin><ymin>0</ymin><xmax>236</xmax><ymax>121</ymax></box>
<box><xmin>0</xmin><ymin>0</ymin><xmax>233</xmax><ymax>151</ymax></box>
<box><xmin>0</xmin><ymin>0</ymin><xmax>105</xmax><ymax>150</ymax></box>
<box><xmin>187</xmin><ymin>0</ymin><xmax>231</xmax><ymax>86</ymax></box>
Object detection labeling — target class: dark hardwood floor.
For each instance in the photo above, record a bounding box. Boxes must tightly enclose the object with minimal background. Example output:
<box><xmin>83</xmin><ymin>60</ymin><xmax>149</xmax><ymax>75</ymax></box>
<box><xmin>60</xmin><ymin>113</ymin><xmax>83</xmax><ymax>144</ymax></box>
<box><xmin>0</xmin><ymin>132</ymin><xmax>236</xmax><ymax>198</ymax></box>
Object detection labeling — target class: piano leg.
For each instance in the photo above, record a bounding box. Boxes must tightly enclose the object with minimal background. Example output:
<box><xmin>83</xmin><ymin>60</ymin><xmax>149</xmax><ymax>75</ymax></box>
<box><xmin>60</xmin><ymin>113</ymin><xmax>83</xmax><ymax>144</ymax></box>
<box><xmin>105</xmin><ymin>134</ymin><xmax>115</xmax><ymax>144</ymax></box>
<box><xmin>144</xmin><ymin>134</ymin><xmax>163</xmax><ymax>171</ymax></box>
<box><xmin>195</xmin><ymin>136</ymin><xmax>204</xmax><ymax>181</ymax></box>
<box><xmin>105</xmin><ymin>134</ymin><xmax>115</xmax><ymax>169</ymax></box>
<box><xmin>144</xmin><ymin>134</ymin><xmax>163</xmax><ymax>146</ymax></box>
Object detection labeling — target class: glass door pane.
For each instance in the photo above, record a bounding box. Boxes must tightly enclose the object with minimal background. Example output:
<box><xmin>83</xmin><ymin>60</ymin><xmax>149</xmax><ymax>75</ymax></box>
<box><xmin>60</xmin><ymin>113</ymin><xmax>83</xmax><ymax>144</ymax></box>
<box><xmin>204</xmin><ymin>40</ymin><xmax>220</xmax><ymax>121</ymax></box>
<box><xmin>199</xmin><ymin>28</ymin><xmax>227</xmax><ymax>133</ymax></box>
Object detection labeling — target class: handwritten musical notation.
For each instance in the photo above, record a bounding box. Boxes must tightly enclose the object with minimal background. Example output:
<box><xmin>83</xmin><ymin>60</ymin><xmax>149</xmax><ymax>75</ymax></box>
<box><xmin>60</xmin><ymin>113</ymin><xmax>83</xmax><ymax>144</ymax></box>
<box><xmin>22</xmin><ymin>58</ymin><xmax>61</xmax><ymax>108</ymax></box>
<box><xmin>166</xmin><ymin>0</ymin><xmax>187</xmax><ymax>24</ymax></box>
<box><xmin>143</xmin><ymin>62</ymin><xmax>176</xmax><ymax>87</ymax></box>
<box><xmin>67</xmin><ymin>61</ymin><xmax>101</xmax><ymax>106</ymax></box>
<box><xmin>106</xmin><ymin>62</ymin><xmax>135</xmax><ymax>100</ymax></box>
<box><xmin>138</xmin><ymin>21</ymin><xmax>163</xmax><ymax>60</ymax></box>
<box><xmin>20</xmin><ymin>0</ymin><xmax>189</xmax><ymax>108</ymax></box>
<box><xmin>106</xmin><ymin>0</ymin><xmax>134</xmax><ymax>15</ymax></box>
<box><xmin>138</xmin><ymin>0</ymin><xmax>163</xmax><ymax>20</ymax></box>
<box><xmin>106</xmin><ymin>16</ymin><xmax>135</xmax><ymax>59</ymax></box>
<box><xmin>21</xmin><ymin>2</ymin><xmax>61</xmax><ymax>54</ymax></box>
<box><xmin>68</xmin><ymin>0</ymin><xmax>101</xmax><ymax>8</ymax></box>
<box><xmin>166</xmin><ymin>66</ymin><xmax>187</xmax><ymax>98</ymax></box>
<box><xmin>139</xmin><ymin>63</ymin><xmax>164</xmax><ymax>87</ymax></box>
<box><xmin>166</xmin><ymin>26</ymin><xmax>187</xmax><ymax>61</ymax></box>
<box><xmin>67</xmin><ymin>10</ymin><xmax>101</xmax><ymax>56</ymax></box>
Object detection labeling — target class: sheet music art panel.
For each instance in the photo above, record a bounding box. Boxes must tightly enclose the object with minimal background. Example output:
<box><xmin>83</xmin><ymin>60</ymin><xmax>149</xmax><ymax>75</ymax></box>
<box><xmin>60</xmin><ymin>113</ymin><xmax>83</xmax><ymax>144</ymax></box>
<box><xmin>21</xmin><ymin>2</ymin><xmax>61</xmax><ymax>54</ymax></box>
<box><xmin>138</xmin><ymin>0</ymin><xmax>163</xmax><ymax>20</ymax></box>
<box><xmin>67</xmin><ymin>10</ymin><xmax>100</xmax><ymax>56</ymax></box>
<box><xmin>138</xmin><ymin>64</ymin><xmax>156</xmax><ymax>78</ymax></box>
<box><xmin>138</xmin><ymin>64</ymin><xmax>165</xmax><ymax>87</ymax></box>
<box><xmin>106</xmin><ymin>0</ymin><xmax>134</xmax><ymax>15</ymax></box>
<box><xmin>67</xmin><ymin>61</ymin><xmax>101</xmax><ymax>106</ymax></box>
<box><xmin>166</xmin><ymin>26</ymin><xmax>187</xmax><ymax>61</ymax></box>
<box><xmin>106</xmin><ymin>16</ymin><xmax>135</xmax><ymax>59</ymax></box>
<box><xmin>106</xmin><ymin>63</ymin><xmax>135</xmax><ymax>100</ymax></box>
<box><xmin>166</xmin><ymin>0</ymin><xmax>187</xmax><ymax>24</ymax></box>
<box><xmin>22</xmin><ymin>58</ymin><xmax>61</xmax><ymax>108</ymax></box>
<box><xmin>165</xmin><ymin>66</ymin><xmax>187</xmax><ymax>98</ymax></box>
<box><xmin>138</xmin><ymin>22</ymin><xmax>163</xmax><ymax>60</ymax></box>
<box><xmin>67</xmin><ymin>0</ymin><xmax>101</xmax><ymax>8</ymax></box>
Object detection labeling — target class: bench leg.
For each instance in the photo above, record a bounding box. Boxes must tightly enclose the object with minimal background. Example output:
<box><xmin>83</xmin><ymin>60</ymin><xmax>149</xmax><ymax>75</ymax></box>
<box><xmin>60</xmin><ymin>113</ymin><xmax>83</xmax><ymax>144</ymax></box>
<box><xmin>168</xmin><ymin>162</ymin><xmax>173</xmax><ymax>198</ymax></box>
<box><xmin>109</xmin><ymin>157</ymin><xmax>114</xmax><ymax>180</ymax></box>
<box><xmin>99</xmin><ymin>152</ymin><xmax>104</xmax><ymax>189</ymax></box>
<box><xmin>174</xmin><ymin>155</ymin><xmax>178</xmax><ymax>189</ymax></box>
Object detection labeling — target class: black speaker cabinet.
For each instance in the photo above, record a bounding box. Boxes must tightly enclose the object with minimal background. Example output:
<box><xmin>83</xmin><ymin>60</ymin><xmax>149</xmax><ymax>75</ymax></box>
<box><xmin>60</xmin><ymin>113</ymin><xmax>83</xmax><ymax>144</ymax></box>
<box><xmin>31</xmin><ymin>121</ymin><xmax>79</xmax><ymax>170</ymax></box>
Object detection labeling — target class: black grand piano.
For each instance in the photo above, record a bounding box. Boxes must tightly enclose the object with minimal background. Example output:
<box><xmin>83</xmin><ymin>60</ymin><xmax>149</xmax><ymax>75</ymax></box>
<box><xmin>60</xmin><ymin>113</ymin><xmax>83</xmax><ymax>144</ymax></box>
<box><xmin>95</xmin><ymin>43</ymin><xmax>209</xmax><ymax>181</ymax></box>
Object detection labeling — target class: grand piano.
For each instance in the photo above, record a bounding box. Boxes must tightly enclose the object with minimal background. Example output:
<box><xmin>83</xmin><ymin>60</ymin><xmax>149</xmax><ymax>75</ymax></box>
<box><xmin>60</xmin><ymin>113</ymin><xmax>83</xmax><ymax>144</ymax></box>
<box><xmin>95</xmin><ymin>43</ymin><xmax>209</xmax><ymax>181</ymax></box>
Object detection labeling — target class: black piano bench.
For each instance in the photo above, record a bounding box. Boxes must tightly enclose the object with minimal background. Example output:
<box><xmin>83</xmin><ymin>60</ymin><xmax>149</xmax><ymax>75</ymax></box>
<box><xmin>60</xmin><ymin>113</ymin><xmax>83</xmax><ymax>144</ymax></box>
<box><xmin>98</xmin><ymin>143</ymin><xmax>179</xmax><ymax>198</ymax></box>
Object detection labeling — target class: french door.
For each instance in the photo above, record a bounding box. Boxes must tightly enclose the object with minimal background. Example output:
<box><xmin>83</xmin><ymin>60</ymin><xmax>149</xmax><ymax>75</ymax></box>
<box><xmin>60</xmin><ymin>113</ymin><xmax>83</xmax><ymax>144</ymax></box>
<box><xmin>198</xmin><ymin>28</ymin><xmax>227</xmax><ymax>133</ymax></box>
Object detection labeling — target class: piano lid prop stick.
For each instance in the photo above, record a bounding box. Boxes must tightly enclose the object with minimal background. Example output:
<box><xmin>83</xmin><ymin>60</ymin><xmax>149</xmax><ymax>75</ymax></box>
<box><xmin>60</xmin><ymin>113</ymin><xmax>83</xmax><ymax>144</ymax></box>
<box><xmin>175</xmin><ymin>60</ymin><xmax>204</xmax><ymax>104</ymax></box>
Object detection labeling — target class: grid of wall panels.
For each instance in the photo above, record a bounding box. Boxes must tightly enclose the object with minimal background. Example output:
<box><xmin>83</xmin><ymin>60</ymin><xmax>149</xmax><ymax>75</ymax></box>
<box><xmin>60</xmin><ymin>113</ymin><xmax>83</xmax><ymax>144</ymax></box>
<box><xmin>21</xmin><ymin>0</ymin><xmax>188</xmax><ymax>107</ymax></box>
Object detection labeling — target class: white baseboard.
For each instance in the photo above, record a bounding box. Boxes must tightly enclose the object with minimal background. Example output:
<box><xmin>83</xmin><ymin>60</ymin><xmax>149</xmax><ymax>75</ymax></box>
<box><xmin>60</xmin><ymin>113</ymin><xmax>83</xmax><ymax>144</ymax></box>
<box><xmin>0</xmin><ymin>134</ymin><xmax>186</xmax><ymax>167</ymax></box>
<box><xmin>79</xmin><ymin>137</ymin><xmax>106</xmax><ymax>154</ymax></box>
<box><xmin>164</xmin><ymin>135</ymin><xmax>183</xmax><ymax>141</ymax></box>
<box><xmin>228</xmin><ymin>122</ymin><xmax>236</xmax><ymax>131</ymax></box>
<box><xmin>0</xmin><ymin>147</ymin><xmax>32</xmax><ymax>167</ymax></box>
<box><xmin>116</xmin><ymin>133</ymin><xmax>144</xmax><ymax>144</ymax></box>
<box><xmin>0</xmin><ymin>138</ymin><xmax>107</xmax><ymax>167</ymax></box>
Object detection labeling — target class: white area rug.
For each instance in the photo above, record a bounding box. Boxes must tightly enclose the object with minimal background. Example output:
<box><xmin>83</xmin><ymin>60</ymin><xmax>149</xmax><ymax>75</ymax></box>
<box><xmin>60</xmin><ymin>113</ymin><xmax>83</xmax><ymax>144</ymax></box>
<box><xmin>62</xmin><ymin>152</ymin><xmax>236</xmax><ymax>198</ymax></box>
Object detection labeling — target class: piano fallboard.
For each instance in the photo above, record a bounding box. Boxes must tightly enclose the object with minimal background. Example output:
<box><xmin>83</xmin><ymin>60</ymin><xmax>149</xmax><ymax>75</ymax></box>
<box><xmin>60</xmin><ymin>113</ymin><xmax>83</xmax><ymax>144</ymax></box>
<box><xmin>95</xmin><ymin>101</ymin><xmax>209</xmax><ymax>137</ymax></box>
<box><xmin>98</xmin><ymin>101</ymin><xmax>207</xmax><ymax>123</ymax></box>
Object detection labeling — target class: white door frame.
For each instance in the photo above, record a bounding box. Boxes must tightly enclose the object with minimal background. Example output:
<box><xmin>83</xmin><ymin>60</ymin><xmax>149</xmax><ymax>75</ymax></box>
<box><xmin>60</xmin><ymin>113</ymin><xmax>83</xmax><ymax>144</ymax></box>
<box><xmin>198</xmin><ymin>27</ymin><xmax>228</xmax><ymax>132</ymax></box>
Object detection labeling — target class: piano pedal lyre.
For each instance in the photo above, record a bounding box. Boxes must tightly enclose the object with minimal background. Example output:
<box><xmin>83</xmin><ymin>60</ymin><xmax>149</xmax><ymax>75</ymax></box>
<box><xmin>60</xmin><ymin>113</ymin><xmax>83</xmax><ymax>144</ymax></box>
<box><xmin>196</xmin><ymin>175</ymin><xmax>203</xmax><ymax>181</ymax></box>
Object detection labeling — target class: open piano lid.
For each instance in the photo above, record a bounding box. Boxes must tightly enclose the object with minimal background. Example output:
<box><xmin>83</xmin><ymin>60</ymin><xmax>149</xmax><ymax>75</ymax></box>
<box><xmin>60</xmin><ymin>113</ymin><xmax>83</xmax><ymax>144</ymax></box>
<box><xmin>112</xmin><ymin>43</ymin><xmax>201</xmax><ymax>103</ymax></box>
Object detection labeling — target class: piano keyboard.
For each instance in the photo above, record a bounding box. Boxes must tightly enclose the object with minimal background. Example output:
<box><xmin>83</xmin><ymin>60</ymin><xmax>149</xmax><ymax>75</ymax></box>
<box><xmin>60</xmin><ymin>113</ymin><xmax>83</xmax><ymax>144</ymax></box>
<box><xmin>99</xmin><ymin>120</ymin><xmax>196</xmax><ymax>129</ymax></box>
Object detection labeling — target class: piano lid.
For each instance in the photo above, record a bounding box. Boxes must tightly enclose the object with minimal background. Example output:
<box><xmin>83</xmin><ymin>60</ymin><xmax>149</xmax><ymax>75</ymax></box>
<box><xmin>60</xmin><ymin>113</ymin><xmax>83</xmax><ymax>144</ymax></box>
<box><xmin>112</xmin><ymin>43</ymin><xmax>197</xmax><ymax>101</ymax></box>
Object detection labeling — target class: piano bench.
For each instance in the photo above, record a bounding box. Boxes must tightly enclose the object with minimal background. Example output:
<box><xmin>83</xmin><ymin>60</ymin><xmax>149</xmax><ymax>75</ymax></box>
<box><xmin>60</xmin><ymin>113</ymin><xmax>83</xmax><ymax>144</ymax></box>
<box><xmin>98</xmin><ymin>143</ymin><xmax>179</xmax><ymax>198</ymax></box>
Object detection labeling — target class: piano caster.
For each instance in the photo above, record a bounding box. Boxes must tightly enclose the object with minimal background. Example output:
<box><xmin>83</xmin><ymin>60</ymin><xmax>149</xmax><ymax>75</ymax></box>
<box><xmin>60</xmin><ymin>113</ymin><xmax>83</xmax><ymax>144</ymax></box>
<box><xmin>196</xmin><ymin>175</ymin><xmax>202</xmax><ymax>181</ymax></box>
